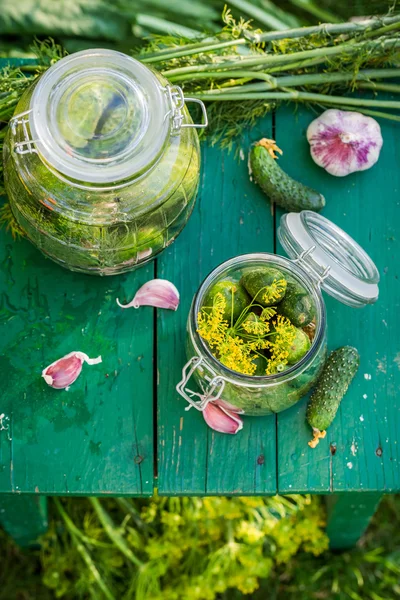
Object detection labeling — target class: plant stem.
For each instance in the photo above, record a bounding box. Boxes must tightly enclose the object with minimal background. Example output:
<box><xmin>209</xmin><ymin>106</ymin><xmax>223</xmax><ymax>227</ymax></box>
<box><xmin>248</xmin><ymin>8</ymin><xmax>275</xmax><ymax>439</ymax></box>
<box><xmin>192</xmin><ymin>89</ymin><xmax>400</xmax><ymax>110</ymax></box>
<box><xmin>162</xmin><ymin>38</ymin><xmax>400</xmax><ymax>77</ymax></box>
<box><xmin>89</xmin><ymin>498</ymin><xmax>144</xmax><ymax>568</ymax></box>
<box><xmin>140</xmin><ymin>38</ymin><xmax>247</xmax><ymax>64</ymax></box>
<box><xmin>226</xmin><ymin>0</ymin><xmax>293</xmax><ymax>30</ymax></box>
<box><xmin>358</xmin><ymin>82</ymin><xmax>400</xmax><ymax>94</ymax></box>
<box><xmin>135</xmin><ymin>13</ymin><xmax>201</xmax><ymax>39</ymax></box>
<box><xmin>170</xmin><ymin>68</ymin><xmax>400</xmax><ymax>91</ymax></box>
<box><xmin>288</xmin><ymin>0</ymin><xmax>340</xmax><ymax>24</ymax></box>
<box><xmin>336</xmin><ymin>106</ymin><xmax>400</xmax><ymax>122</ymax></box>
<box><xmin>244</xmin><ymin>14</ymin><xmax>400</xmax><ymax>43</ymax></box>
<box><xmin>54</xmin><ymin>499</ymin><xmax>115</xmax><ymax>600</ymax></box>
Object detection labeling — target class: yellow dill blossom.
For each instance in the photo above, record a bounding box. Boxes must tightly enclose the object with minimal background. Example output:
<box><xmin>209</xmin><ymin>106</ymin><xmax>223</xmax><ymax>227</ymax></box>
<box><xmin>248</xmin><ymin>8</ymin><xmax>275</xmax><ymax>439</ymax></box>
<box><xmin>262</xmin><ymin>279</ymin><xmax>287</xmax><ymax>305</ymax></box>
<box><xmin>260</xmin><ymin>307</ymin><xmax>276</xmax><ymax>321</ymax></box>
<box><xmin>197</xmin><ymin>292</ymin><xmax>229</xmax><ymax>350</ymax></box>
<box><xmin>218</xmin><ymin>336</ymin><xmax>257</xmax><ymax>375</ymax></box>
<box><xmin>265</xmin><ymin>315</ymin><xmax>297</xmax><ymax>375</ymax></box>
<box><xmin>241</xmin><ymin>318</ymin><xmax>269</xmax><ymax>336</ymax></box>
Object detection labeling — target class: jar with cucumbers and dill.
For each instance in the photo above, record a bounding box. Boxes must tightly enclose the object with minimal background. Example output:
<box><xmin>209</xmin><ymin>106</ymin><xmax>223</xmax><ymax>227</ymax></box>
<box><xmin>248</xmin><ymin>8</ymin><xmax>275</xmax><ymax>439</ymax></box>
<box><xmin>3</xmin><ymin>49</ymin><xmax>206</xmax><ymax>275</ymax></box>
<box><xmin>178</xmin><ymin>212</ymin><xmax>380</xmax><ymax>417</ymax></box>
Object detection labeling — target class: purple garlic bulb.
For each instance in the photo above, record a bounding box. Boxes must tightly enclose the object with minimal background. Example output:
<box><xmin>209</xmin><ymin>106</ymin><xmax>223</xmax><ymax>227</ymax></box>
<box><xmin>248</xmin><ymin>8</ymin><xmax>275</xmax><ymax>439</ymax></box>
<box><xmin>306</xmin><ymin>109</ymin><xmax>383</xmax><ymax>177</ymax></box>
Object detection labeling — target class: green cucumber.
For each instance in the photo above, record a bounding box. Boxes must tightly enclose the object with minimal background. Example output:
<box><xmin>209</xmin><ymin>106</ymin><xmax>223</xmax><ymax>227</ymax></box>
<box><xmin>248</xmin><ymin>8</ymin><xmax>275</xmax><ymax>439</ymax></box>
<box><xmin>277</xmin><ymin>282</ymin><xmax>315</xmax><ymax>327</ymax></box>
<box><xmin>249</xmin><ymin>139</ymin><xmax>325</xmax><ymax>212</ymax></box>
<box><xmin>204</xmin><ymin>279</ymin><xmax>250</xmax><ymax>324</ymax></box>
<box><xmin>306</xmin><ymin>346</ymin><xmax>360</xmax><ymax>447</ymax></box>
<box><xmin>286</xmin><ymin>327</ymin><xmax>311</xmax><ymax>364</ymax></box>
<box><xmin>240</xmin><ymin>267</ymin><xmax>287</xmax><ymax>306</ymax></box>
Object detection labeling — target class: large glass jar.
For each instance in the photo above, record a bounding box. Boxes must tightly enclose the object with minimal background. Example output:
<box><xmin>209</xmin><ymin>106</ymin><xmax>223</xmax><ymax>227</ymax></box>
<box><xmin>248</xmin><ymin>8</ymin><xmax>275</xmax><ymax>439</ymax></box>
<box><xmin>177</xmin><ymin>211</ymin><xmax>379</xmax><ymax>417</ymax></box>
<box><xmin>3</xmin><ymin>49</ymin><xmax>206</xmax><ymax>275</ymax></box>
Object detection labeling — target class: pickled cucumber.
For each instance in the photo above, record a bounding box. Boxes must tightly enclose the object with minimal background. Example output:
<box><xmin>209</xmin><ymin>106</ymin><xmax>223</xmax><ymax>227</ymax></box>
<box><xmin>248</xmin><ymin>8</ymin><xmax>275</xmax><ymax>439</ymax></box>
<box><xmin>204</xmin><ymin>279</ymin><xmax>250</xmax><ymax>324</ymax></box>
<box><xmin>277</xmin><ymin>282</ymin><xmax>315</xmax><ymax>327</ymax></box>
<box><xmin>286</xmin><ymin>328</ymin><xmax>311</xmax><ymax>364</ymax></box>
<box><xmin>240</xmin><ymin>267</ymin><xmax>287</xmax><ymax>306</ymax></box>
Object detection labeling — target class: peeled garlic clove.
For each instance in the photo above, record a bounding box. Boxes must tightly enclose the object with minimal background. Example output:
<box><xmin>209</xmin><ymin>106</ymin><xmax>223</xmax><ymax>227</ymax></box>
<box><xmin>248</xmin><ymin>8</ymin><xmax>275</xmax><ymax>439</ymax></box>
<box><xmin>307</xmin><ymin>109</ymin><xmax>383</xmax><ymax>177</ymax></box>
<box><xmin>117</xmin><ymin>279</ymin><xmax>179</xmax><ymax>311</ymax></box>
<box><xmin>203</xmin><ymin>400</ymin><xmax>243</xmax><ymax>434</ymax></box>
<box><xmin>42</xmin><ymin>351</ymin><xmax>102</xmax><ymax>390</ymax></box>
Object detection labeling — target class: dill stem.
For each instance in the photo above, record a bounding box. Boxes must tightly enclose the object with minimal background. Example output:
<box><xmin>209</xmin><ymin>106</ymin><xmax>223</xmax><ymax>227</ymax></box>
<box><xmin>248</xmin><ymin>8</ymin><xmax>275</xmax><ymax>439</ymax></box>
<box><xmin>162</xmin><ymin>38</ymin><xmax>400</xmax><ymax>77</ymax></box>
<box><xmin>335</xmin><ymin>106</ymin><xmax>400</xmax><ymax>122</ymax></box>
<box><xmin>170</xmin><ymin>69</ymin><xmax>400</xmax><ymax>92</ymax></box>
<box><xmin>139</xmin><ymin>38</ymin><xmax>247</xmax><ymax>63</ymax></box>
<box><xmin>245</xmin><ymin>14</ymin><xmax>400</xmax><ymax>43</ymax></box>
<box><xmin>89</xmin><ymin>497</ymin><xmax>144</xmax><ymax>568</ymax></box>
<box><xmin>192</xmin><ymin>90</ymin><xmax>400</xmax><ymax>110</ymax></box>
<box><xmin>358</xmin><ymin>82</ymin><xmax>400</xmax><ymax>94</ymax></box>
<box><xmin>54</xmin><ymin>499</ymin><xmax>115</xmax><ymax>600</ymax></box>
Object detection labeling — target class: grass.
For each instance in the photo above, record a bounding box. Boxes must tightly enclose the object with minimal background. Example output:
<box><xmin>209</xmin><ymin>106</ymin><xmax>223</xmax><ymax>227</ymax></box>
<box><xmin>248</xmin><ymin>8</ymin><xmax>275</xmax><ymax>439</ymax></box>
<box><xmin>0</xmin><ymin>495</ymin><xmax>399</xmax><ymax>600</ymax></box>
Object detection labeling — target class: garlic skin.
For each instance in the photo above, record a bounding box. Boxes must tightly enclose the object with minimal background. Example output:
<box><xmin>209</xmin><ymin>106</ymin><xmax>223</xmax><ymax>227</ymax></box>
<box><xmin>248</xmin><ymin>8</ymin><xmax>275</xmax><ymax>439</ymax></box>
<box><xmin>42</xmin><ymin>351</ymin><xmax>102</xmax><ymax>390</ymax></box>
<box><xmin>117</xmin><ymin>279</ymin><xmax>180</xmax><ymax>311</ymax></box>
<box><xmin>202</xmin><ymin>398</ymin><xmax>244</xmax><ymax>434</ymax></box>
<box><xmin>307</xmin><ymin>109</ymin><xmax>383</xmax><ymax>177</ymax></box>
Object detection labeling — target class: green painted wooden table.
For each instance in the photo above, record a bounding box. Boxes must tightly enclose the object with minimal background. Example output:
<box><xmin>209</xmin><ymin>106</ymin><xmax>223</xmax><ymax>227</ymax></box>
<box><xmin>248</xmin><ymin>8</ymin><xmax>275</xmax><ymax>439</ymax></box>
<box><xmin>0</xmin><ymin>90</ymin><xmax>399</xmax><ymax>548</ymax></box>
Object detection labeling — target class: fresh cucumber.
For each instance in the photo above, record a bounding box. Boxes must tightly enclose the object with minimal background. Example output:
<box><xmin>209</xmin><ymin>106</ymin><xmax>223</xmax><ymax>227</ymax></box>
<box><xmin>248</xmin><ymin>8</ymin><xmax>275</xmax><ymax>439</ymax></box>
<box><xmin>240</xmin><ymin>267</ymin><xmax>287</xmax><ymax>306</ymax></box>
<box><xmin>249</xmin><ymin>139</ymin><xmax>325</xmax><ymax>212</ymax></box>
<box><xmin>306</xmin><ymin>346</ymin><xmax>360</xmax><ymax>448</ymax></box>
<box><xmin>277</xmin><ymin>282</ymin><xmax>315</xmax><ymax>327</ymax></box>
<box><xmin>204</xmin><ymin>278</ymin><xmax>250</xmax><ymax>324</ymax></box>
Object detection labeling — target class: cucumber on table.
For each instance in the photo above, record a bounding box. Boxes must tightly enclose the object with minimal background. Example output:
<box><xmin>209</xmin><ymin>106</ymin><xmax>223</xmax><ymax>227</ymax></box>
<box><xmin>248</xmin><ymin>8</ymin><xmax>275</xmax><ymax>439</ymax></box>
<box><xmin>249</xmin><ymin>138</ymin><xmax>325</xmax><ymax>212</ymax></box>
<box><xmin>307</xmin><ymin>346</ymin><xmax>360</xmax><ymax>448</ymax></box>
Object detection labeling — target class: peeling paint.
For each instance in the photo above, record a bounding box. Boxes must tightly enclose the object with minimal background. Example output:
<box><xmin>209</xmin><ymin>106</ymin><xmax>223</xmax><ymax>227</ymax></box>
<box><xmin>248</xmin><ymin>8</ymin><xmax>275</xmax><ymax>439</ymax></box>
<box><xmin>350</xmin><ymin>438</ymin><xmax>358</xmax><ymax>456</ymax></box>
<box><xmin>364</xmin><ymin>373</ymin><xmax>372</xmax><ymax>380</ymax></box>
<box><xmin>347</xmin><ymin>462</ymin><xmax>353</xmax><ymax>469</ymax></box>
<box><xmin>359</xmin><ymin>415</ymin><xmax>364</xmax><ymax>422</ymax></box>
<box><xmin>394</xmin><ymin>352</ymin><xmax>400</xmax><ymax>370</ymax></box>
<box><xmin>376</xmin><ymin>357</ymin><xmax>387</xmax><ymax>374</ymax></box>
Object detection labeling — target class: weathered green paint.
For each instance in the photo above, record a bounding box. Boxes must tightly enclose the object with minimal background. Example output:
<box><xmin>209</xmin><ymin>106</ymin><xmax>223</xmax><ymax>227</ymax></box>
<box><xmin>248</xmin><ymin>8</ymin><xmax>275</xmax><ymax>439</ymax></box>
<box><xmin>0</xmin><ymin>494</ymin><xmax>48</xmax><ymax>547</ymax></box>
<box><xmin>326</xmin><ymin>493</ymin><xmax>383</xmax><ymax>550</ymax></box>
<box><xmin>275</xmin><ymin>106</ymin><xmax>400</xmax><ymax>495</ymax></box>
<box><xmin>157</xmin><ymin>119</ymin><xmax>278</xmax><ymax>495</ymax></box>
<box><xmin>0</xmin><ymin>231</ymin><xmax>154</xmax><ymax>496</ymax></box>
<box><xmin>157</xmin><ymin>105</ymin><xmax>399</xmax><ymax>498</ymax></box>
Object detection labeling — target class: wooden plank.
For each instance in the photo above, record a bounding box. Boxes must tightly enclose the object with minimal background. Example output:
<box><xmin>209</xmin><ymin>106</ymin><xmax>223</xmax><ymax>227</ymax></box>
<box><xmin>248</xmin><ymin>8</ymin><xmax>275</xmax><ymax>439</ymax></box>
<box><xmin>326</xmin><ymin>492</ymin><xmax>383</xmax><ymax>549</ymax></box>
<box><xmin>275</xmin><ymin>106</ymin><xmax>400</xmax><ymax>494</ymax></box>
<box><xmin>0</xmin><ymin>494</ymin><xmax>48</xmax><ymax>547</ymax></box>
<box><xmin>0</xmin><ymin>230</ymin><xmax>154</xmax><ymax>496</ymax></box>
<box><xmin>157</xmin><ymin>117</ymin><xmax>278</xmax><ymax>495</ymax></box>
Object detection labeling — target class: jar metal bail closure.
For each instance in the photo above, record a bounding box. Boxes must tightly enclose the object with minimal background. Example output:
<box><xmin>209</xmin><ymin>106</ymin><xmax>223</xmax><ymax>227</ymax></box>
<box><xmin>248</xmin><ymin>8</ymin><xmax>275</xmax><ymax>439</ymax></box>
<box><xmin>176</xmin><ymin>356</ymin><xmax>225</xmax><ymax>412</ymax></box>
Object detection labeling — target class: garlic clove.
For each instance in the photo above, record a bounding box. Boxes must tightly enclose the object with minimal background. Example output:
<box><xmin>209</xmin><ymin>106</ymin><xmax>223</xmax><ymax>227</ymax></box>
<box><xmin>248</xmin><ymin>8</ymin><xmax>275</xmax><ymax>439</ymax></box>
<box><xmin>203</xmin><ymin>400</ymin><xmax>243</xmax><ymax>434</ymax></box>
<box><xmin>116</xmin><ymin>279</ymin><xmax>180</xmax><ymax>311</ymax></box>
<box><xmin>42</xmin><ymin>351</ymin><xmax>102</xmax><ymax>390</ymax></box>
<box><xmin>307</xmin><ymin>109</ymin><xmax>383</xmax><ymax>177</ymax></box>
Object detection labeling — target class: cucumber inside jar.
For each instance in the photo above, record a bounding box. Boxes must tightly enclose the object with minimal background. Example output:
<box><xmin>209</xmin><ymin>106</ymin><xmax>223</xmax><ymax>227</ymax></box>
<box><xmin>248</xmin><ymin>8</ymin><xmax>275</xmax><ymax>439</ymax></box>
<box><xmin>197</xmin><ymin>261</ymin><xmax>316</xmax><ymax>378</ymax></box>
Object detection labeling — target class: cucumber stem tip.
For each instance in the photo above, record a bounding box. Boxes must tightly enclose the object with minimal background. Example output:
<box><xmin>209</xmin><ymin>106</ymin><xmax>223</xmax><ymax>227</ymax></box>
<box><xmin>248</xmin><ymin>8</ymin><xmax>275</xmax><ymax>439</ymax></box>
<box><xmin>308</xmin><ymin>428</ymin><xmax>326</xmax><ymax>448</ymax></box>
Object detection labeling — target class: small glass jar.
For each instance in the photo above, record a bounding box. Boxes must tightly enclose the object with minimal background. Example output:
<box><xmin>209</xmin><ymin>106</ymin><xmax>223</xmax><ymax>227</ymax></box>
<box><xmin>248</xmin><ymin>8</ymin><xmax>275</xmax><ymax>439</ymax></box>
<box><xmin>177</xmin><ymin>211</ymin><xmax>379</xmax><ymax>417</ymax></box>
<box><xmin>3</xmin><ymin>49</ymin><xmax>207</xmax><ymax>275</ymax></box>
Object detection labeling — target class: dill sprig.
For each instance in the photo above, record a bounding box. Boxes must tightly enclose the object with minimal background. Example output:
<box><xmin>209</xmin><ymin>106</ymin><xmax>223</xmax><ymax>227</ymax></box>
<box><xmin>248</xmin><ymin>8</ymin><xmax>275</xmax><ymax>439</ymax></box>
<box><xmin>197</xmin><ymin>290</ymin><xmax>296</xmax><ymax>376</ymax></box>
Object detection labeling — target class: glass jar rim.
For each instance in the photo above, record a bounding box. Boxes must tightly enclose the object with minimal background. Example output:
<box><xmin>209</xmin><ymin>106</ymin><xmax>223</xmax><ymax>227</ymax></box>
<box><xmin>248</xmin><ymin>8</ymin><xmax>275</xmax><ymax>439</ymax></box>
<box><xmin>191</xmin><ymin>252</ymin><xmax>326</xmax><ymax>387</ymax></box>
<box><xmin>28</xmin><ymin>49</ymin><xmax>170</xmax><ymax>184</ymax></box>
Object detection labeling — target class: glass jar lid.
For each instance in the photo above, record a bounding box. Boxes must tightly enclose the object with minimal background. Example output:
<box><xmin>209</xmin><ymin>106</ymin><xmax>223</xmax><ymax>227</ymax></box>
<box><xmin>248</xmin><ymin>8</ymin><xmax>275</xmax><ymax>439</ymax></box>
<box><xmin>28</xmin><ymin>49</ymin><xmax>170</xmax><ymax>184</ymax></box>
<box><xmin>278</xmin><ymin>211</ymin><xmax>379</xmax><ymax>307</ymax></box>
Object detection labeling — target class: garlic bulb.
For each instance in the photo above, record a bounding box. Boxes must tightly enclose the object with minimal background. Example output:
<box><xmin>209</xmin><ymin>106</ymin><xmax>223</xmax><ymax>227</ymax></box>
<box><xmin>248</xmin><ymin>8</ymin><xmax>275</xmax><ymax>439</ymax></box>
<box><xmin>307</xmin><ymin>109</ymin><xmax>383</xmax><ymax>177</ymax></box>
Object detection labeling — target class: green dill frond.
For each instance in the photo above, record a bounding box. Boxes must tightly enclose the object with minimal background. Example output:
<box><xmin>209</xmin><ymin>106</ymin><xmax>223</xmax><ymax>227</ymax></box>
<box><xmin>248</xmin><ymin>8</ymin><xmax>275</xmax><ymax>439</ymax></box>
<box><xmin>0</xmin><ymin>201</ymin><xmax>25</xmax><ymax>239</ymax></box>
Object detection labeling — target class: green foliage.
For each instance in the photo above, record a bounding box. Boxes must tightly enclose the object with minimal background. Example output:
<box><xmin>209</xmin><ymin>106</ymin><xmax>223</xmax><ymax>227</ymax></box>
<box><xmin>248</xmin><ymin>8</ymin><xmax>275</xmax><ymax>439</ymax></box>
<box><xmin>42</xmin><ymin>495</ymin><xmax>327</xmax><ymax>599</ymax></box>
<box><xmin>1</xmin><ymin>495</ymin><xmax>400</xmax><ymax>600</ymax></box>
